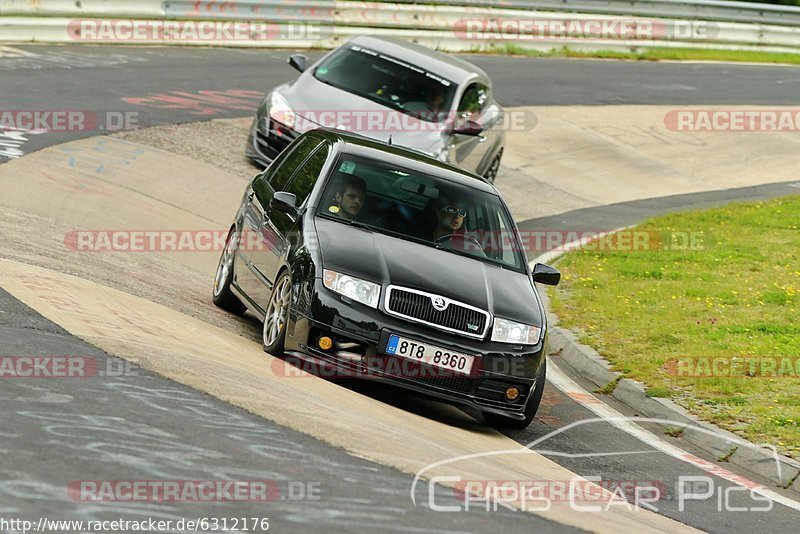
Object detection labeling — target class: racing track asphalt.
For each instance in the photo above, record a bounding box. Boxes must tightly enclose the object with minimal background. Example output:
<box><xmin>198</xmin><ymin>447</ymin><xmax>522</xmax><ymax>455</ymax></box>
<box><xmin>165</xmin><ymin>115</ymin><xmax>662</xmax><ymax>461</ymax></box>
<box><xmin>2</xmin><ymin>44</ymin><xmax>800</xmax><ymax>532</ymax></box>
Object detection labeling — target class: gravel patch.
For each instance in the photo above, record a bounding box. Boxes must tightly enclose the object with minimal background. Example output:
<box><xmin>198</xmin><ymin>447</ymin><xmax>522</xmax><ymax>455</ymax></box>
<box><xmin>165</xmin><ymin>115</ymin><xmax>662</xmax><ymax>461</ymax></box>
<box><xmin>117</xmin><ymin>117</ymin><xmax>261</xmax><ymax>181</ymax></box>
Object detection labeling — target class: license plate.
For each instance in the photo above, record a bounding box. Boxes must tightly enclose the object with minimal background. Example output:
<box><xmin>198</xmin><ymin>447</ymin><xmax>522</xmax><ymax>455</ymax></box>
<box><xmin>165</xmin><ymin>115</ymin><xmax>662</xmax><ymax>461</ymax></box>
<box><xmin>385</xmin><ymin>334</ymin><xmax>475</xmax><ymax>375</ymax></box>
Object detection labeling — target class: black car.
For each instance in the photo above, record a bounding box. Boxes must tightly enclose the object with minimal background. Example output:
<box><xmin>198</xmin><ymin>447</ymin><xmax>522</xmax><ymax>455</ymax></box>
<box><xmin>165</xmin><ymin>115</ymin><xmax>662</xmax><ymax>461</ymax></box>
<box><xmin>246</xmin><ymin>36</ymin><xmax>505</xmax><ymax>183</ymax></box>
<box><xmin>215</xmin><ymin>129</ymin><xmax>559</xmax><ymax>428</ymax></box>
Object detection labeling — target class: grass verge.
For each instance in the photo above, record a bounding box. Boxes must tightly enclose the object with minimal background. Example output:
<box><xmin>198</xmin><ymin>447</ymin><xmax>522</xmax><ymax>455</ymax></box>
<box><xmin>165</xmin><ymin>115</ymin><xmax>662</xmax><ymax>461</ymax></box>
<box><xmin>477</xmin><ymin>43</ymin><xmax>800</xmax><ymax>65</ymax></box>
<box><xmin>549</xmin><ymin>196</ymin><xmax>800</xmax><ymax>457</ymax></box>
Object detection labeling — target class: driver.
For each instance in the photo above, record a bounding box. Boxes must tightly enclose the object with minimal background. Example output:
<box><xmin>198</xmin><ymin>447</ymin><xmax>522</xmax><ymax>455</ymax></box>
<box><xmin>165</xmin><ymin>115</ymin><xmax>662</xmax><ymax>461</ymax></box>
<box><xmin>328</xmin><ymin>176</ymin><xmax>367</xmax><ymax>220</ymax></box>
<box><xmin>425</xmin><ymin>83</ymin><xmax>445</xmax><ymax>113</ymax></box>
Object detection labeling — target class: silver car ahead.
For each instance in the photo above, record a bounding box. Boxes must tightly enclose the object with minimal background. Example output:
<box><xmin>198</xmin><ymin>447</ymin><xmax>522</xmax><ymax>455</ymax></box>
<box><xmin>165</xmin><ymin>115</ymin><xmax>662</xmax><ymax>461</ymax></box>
<box><xmin>246</xmin><ymin>36</ymin><xmax>505</xmax><ymax>183</ymax></box>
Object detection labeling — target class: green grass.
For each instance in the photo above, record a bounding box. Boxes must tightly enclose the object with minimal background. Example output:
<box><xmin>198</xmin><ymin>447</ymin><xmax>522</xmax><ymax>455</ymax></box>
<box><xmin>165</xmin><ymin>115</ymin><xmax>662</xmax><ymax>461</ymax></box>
<box><xmin>474</xmin><ymin>43</ymin><xmax>800</xmax><ymax>65</ymax></box>
<box><xmin>549</xmin><ymin>196</ymin><xmax>800</xmax><ymax>457</ymax></box>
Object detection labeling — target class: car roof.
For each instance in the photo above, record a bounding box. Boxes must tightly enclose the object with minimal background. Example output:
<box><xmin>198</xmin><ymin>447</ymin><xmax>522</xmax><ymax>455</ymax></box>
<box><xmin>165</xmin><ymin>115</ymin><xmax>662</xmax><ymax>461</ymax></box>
<box><xmin>345</xmin><ymin>36</ymin><xmax>488</xmax><ymax>87</ymax></box>
<box><xmin>308</xmin><ymin>128</ymin><xmax>496</xmax><ymax>194</ymax></box>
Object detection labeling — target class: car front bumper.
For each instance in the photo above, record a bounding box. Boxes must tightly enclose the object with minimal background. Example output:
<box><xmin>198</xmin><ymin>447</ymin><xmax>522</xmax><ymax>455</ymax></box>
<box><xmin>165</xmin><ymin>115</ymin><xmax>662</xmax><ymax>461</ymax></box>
<box><xmin>284</xmin><ymin>280</ymin><xmax>546</xmax><ymax>420</ymax></box>
<box><xmin>245</xmin><ymin>114</ymin><xmax>300</xmax><ymax>168</ymax></box>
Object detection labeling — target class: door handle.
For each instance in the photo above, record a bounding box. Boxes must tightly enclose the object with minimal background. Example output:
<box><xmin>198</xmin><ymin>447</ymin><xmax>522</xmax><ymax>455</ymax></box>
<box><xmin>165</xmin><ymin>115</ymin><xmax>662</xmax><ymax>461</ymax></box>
<box><xmin>477</xmin><ymin>135</ymin><xmax>487</xmax><ymax>142</ymax></box>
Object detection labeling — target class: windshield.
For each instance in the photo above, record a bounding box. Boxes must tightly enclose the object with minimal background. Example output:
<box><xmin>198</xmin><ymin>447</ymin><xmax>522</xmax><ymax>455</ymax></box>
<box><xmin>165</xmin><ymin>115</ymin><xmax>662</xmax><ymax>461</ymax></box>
<box><xmin>313</xmin><ymin>45</ymin><xmax>456</xmax><ymax>123</ymax></box>
<box><xmin>315</xmin><ymin>154</ymin><xmax>526</xmax><ymax>272</ymax></box>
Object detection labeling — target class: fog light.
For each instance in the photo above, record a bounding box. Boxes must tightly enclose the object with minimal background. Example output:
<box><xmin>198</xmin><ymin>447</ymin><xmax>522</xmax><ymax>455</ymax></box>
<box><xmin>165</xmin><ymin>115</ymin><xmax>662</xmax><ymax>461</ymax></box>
<box><xmin>317</xmin><ymin>336</ymin><xmax>333</xmax><ymax>351</ymax></box>
<box><xmin>505</xmin><ymin>386</ymin><xmax>521</xmax><ymax>402</ymax></box>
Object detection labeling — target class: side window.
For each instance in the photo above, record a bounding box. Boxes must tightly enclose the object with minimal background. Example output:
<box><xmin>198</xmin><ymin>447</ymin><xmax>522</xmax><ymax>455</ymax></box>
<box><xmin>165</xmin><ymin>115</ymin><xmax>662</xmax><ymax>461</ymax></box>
<box><xmin>458</xmin><ymin>83</ymin><xmax>488</xmax><ymax>114</ymax></box>
<box><xmin>285</xmin><ymin>143</ymin><xmax>330</xmax><ymax>207</ymax></box>
<box><xmin>494</xmin><ymin>210</ymin><xmax>517</xmax><ymax>266</ymax></box>
<box><xmin>266</xmin><ymin>135</ymin><xmax>319</xmax><ymax>191</ymax></box>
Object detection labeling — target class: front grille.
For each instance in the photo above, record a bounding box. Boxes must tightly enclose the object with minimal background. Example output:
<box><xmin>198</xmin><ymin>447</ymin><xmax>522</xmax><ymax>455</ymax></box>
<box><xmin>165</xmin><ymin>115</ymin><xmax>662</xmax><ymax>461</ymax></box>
<box><xmin>379</xmin><ymin>356</ymin><xmax>473</xmax><ymax>393</ymax></box>
<box><xmin>255</xmin><ymin>119</ymin><xmax>297</xmax><ymax>155</ymax></box>
<box><xmin>385</xmin><ymin>286</ymin><xmax>490</xmax><ymax>339</ymax></box>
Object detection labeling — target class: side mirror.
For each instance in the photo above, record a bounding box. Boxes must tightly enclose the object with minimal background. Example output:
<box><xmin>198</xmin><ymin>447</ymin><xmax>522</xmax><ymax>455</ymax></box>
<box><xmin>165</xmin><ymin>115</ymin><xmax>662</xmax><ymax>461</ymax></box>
<box><xmin>453</xmin><ymin>120</ymin><xmax>483</xmax><ymax>136</ymax></box>
<box><xmin>270</xmin><ymin>191</ymin><xmax>298</xmax><ymax>215</ymax></box>
<box><xmin>532</xmin><ymin>263</ymin><xmax>560</xmax><ymax>286</ymax></box>
<box><xmin>288</xmin><ymin>54</ymin><xmax>308</xmax><ymax>73</ymax></box>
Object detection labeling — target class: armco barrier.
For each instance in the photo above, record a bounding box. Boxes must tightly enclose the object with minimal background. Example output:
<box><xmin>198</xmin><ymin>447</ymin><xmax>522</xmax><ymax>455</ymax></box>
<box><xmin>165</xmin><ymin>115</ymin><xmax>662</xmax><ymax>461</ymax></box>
<box><xmin>365</xmin><ymin>0</ymin><xmax>800</xmax><ymax>27</ymax></box>
<box><xmin>335</xmin><ymin>2</ymin><xmax>800</xmax><ymax>49</ymax></box>
<box><xmin>164</xmin><ymin>0</ymin><xmax>335</xmax><ymax>22</ymax></box>
<box><xmin>1</xmin><ymin>0</ymin><xmax>800</xmax><ymax>52</ymax></box>
<box><xmin>0</xmin><ymin>0</ymin><xmax>165</xmax><ymax>17</ymax></box>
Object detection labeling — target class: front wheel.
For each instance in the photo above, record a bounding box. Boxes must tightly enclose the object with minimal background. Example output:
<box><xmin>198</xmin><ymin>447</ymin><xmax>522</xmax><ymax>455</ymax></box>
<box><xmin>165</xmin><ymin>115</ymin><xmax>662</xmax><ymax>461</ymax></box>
<box><xmin>212</xmin><ymin>226</ymin><xmax>246</xmax><ymax>315</ymax></box>
<box><xmin>483</xmin><ymin>359</ymin><xmax>546</xmax><ymax>430</ymax></box>
<box><xmin>262</xmin><ymin>271</ymin><xmax>292</xmax><ymax>355</ymax></box>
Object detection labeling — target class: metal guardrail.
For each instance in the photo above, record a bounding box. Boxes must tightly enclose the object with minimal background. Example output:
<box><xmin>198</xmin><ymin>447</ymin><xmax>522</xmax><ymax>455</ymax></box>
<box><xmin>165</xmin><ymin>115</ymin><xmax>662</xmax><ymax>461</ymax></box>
<box><xmin>0</xmin><ymin>0</ymin><xmax>165</xmax><ymax>17</ymax></box>
<box><xmin>4</xmin><ymin>0</ymin><xmax>800</xmax><ymax>25</ymax></box>
<box><xmin>1</xmin><ymin>0</ymin><xmax>800</xmax><ymax>52</ymax></box>
<box><xmin>360</xmin><ymin>0</ymin><xmax>800</xmax><ymax>27</ymax></box>
<box><xmin>164</xmin><ymin>0</ymin><xmax>335</xmax><ymax>23</ymax></box>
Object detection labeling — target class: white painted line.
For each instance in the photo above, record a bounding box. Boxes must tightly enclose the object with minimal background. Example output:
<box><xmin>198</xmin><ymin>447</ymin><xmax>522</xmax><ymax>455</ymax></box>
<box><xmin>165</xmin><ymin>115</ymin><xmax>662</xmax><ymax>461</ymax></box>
<box><xmin>546</xmin><ymin>359</ymin><xmax>800</xmax><ymax>512</ymax></box>
<box><xmin>532</xmin><ymin>226</ymin><xmax>630</xmax><ymax>266</ymax></box>
<box><xmin>0</xmin><ymin>45</ymin><xmax>37</xmax><ymax>58</ymax></box>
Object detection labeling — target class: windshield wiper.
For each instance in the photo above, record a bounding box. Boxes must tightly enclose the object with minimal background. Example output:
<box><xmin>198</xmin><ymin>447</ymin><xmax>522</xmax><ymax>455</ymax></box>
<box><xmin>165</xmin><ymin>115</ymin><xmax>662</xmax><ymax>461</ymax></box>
<box><xmin>433</xmin><ymin>242</ymin><xmax>479</xmax><ymax>260</ymax></box>
<box><xmin>318</xmin><ymin>213</ymin><xmax>375</xmax><ymax>232</ymax></box>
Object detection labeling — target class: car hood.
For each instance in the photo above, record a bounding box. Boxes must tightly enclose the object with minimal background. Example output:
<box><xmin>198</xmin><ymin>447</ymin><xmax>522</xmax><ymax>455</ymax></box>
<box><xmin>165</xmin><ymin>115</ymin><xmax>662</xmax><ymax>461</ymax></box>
<box><xmin>315</xmin><ymin>217</ymin><xmax>541</xmax><ymax>326</ymax></box>
<box><xmin>280</xmin><ymin>78</ymin><xmax>444</xmax><ymax>154</ymax></box>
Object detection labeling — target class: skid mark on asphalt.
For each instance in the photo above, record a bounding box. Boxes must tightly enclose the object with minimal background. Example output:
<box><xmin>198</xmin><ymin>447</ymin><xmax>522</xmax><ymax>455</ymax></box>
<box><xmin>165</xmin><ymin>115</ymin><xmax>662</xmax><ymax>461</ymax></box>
<box><xmin>0</xmin><ymin>49</ymin><xmax>148</xmax><ymax>70</ymax></box>
<box><xmin>121</xmin><ymin>89</ymin><xmax>264</xmax><ymax>116</ymax></box>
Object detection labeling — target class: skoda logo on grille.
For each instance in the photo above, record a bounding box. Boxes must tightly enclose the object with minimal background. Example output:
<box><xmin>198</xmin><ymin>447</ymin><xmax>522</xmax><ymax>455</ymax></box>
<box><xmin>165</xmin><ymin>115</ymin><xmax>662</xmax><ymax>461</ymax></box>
<box><xmin>431</xmin><ymin>296</ymin><xmax>448</xmax><ymax>311</ymax></box>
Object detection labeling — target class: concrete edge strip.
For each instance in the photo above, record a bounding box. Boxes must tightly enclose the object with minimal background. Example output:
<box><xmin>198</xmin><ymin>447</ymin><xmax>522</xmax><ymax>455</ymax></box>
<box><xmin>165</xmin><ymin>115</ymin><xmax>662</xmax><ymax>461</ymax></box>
<box><xmin>531</xmin><ymin>232</ymin><xmax>800</xmax><ymax>496</ymax></box>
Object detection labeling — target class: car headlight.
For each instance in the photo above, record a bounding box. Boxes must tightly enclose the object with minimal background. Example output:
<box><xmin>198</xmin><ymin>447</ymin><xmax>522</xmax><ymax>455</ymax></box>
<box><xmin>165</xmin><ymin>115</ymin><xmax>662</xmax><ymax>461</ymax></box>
<box><xmin>269</xmin><ymin>92</ymin><xmax>295</xmax><ymax>130</ymax></box>
<box><xmin>323</xmin><ymin>269</ymin><xmax>381</xmax><ymax>308</ymax></box>
<box><xmin>491</xmin><ymin>318</ymin><xmax>541</xmax><ymax>344</ymax></box>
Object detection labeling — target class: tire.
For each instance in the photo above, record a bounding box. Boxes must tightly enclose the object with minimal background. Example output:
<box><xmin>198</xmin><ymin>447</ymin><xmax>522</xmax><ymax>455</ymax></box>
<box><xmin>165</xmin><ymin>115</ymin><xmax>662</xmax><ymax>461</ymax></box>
<box><xmin>482</xmin><ymin>149</ymin><xmax>502</xmax><ymax>184</ymax></box>
<box><xmin>212</xmin><ymin>226</ymin><xmax>247</xmax><ymax>315</ymax></box>
<box><xmin>262</xmin><ymin>271</ymin><xmax>292</xmax><ymax>355</ymax></box>
<box><xmin>483</xmin><ymin>359</ymin><xmax>546</xmax><ymax>430</ymax></box>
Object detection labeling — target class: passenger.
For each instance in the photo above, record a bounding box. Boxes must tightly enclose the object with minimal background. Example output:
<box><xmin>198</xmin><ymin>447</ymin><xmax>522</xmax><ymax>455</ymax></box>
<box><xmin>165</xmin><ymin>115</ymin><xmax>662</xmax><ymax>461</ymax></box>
<box><xmin>328</xmin><ymin>176</ymin><xmax>367</xmax><ymax>220</ymax></box>
<box><xmin>432</xmin><ymin>197</ymin><xmax>467</xmax><ymax>241</ymax></box>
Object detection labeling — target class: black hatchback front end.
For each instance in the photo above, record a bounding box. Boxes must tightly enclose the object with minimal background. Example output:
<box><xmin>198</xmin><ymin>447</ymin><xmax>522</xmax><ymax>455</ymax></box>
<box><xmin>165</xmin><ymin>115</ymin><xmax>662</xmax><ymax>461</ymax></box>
<box><xmin>221</xmin><ymin>128</ymin><xmax>559</xmax><ymax>428</ymax></box>
<box><xmin>285</xmin><ymin>274</ymin><xmax>548</xmax><ymax>421</ymax></box>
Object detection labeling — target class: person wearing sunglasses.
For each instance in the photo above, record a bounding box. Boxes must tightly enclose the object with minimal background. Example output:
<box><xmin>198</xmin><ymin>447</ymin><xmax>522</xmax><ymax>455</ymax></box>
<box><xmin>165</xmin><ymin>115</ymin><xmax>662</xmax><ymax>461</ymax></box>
<box><xmin>432</xmin><ymin>198</ymin><xmax>468</xmax><ymax>241</ymax></box>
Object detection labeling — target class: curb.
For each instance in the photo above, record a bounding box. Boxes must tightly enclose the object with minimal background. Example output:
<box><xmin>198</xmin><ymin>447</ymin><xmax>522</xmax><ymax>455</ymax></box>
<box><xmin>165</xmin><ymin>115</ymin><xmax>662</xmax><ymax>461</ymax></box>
<box><xmin>535</xmin><ymin>263</ymin><xmax>800</xmax><ymax>495</ymax></box>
